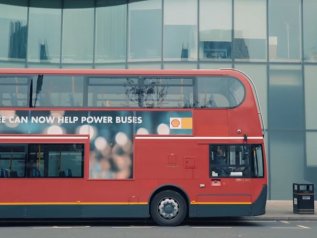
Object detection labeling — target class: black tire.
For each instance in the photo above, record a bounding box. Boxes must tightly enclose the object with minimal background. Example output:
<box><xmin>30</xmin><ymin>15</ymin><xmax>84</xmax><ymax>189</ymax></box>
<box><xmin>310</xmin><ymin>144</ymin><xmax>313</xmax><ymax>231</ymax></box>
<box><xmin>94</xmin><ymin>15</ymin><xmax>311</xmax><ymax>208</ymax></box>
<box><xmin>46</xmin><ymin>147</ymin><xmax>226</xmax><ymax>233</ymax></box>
<box><xmin>150</xmin><ymin>190</ymin><xmax>187</xmax><ymax>226</ymax></box>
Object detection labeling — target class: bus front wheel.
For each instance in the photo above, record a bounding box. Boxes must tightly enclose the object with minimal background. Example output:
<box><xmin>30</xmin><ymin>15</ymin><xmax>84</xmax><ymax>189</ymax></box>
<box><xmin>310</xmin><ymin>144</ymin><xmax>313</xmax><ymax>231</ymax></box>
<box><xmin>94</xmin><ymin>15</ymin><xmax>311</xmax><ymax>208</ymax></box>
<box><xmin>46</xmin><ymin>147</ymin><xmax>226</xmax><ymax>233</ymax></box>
<box><xmin>150</xmin><ymin>190</ymin><xmax>187</xmax><ymax>226</ymax></box>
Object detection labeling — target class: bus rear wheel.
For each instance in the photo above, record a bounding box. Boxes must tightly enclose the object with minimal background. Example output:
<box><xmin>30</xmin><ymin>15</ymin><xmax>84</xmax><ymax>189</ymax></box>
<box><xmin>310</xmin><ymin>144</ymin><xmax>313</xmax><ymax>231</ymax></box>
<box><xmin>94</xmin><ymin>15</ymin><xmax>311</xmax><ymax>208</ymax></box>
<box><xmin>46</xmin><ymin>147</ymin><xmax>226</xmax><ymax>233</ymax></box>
<box><xmin>150</xmin><ymin>190</ymin><xmax>187</xmax><ymax>226</ymax></box>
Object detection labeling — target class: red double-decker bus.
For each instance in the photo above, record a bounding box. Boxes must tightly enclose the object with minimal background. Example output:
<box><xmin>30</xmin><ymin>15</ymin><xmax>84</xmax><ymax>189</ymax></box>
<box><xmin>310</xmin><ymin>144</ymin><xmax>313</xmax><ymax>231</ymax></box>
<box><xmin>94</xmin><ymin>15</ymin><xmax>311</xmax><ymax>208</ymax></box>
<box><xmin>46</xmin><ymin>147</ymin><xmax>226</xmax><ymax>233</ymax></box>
<box><xmin>0</xmin><ymin>68</ymin><xmax>266</xmax><ymax>225</ymax></box>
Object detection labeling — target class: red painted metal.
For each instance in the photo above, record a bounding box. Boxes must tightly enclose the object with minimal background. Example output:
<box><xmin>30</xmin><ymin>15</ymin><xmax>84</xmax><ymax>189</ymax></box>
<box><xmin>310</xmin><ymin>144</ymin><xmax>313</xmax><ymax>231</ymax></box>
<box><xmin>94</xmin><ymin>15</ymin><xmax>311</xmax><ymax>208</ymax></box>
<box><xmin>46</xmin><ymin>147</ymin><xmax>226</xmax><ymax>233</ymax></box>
<box><xmin>0</xmin><ymin>69</ymin><xmax>267</xmax><ymax>215</ymax></box>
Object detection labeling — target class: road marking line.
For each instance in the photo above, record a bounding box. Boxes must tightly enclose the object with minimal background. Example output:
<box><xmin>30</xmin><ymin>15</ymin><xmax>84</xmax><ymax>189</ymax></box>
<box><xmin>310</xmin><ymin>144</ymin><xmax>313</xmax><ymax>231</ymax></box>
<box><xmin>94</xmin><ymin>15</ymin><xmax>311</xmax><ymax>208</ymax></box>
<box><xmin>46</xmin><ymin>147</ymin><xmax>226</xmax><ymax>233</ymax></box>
<box><xmin>111</xmin><ymin>226</ymin><xmax>153</xmax><ymax>229</ymax></box>
<box><xmin>271</xmin><ymin>227</ymin><xmax>301</xmax><ymax>229</ymax></box>
<box><xmin>32</xmin><ymin>226</ymin><xmax>74</xmax><ymax>229</ymax></box>
<box><xmin>247</xmin><ymin>220</ymin><xmax>277</xmax><ymax>223</ymax></box>
<box><xmin>192</xmin><ymin>227</ymin><xmax>232</xmax><ymax>229</ymax></box>
<box><xmin>297</xmin><ymin>225</ymin><xmax>310</xmax><ymax>229</ymax></box>
<box><xmin>280</xmin><ymin>220</ymin><xmax>289</xmax><ymax>224</ymax></box>
<box><xmin>33</xmin><ymin>226</ymin><xmax>91</xmax><ymax>229</ymax></box>
<box><xmin>32</xmin><ymin>227</ymin><xmax>54</xmax><ymax>229</ymax></box>
<box><xmin>52</xmin><ymin>226</ymin><xmax>74</xmax><ymax>229</ymax></box>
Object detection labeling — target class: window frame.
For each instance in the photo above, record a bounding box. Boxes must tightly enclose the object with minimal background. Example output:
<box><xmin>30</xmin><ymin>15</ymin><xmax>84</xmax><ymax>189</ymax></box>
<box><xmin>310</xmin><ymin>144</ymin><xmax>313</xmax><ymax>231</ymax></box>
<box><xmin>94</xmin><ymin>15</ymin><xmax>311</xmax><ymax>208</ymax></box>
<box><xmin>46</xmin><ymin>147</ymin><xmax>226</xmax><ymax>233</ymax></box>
<box><xmin>209</xmin><ymin>144</ymin><xmax>264</xmax><ymax>179</ymax></box>
<box><xmin>0</xmin><ymin>143</ymin><xmax>85</xmax><ymax>179</ymax></box>
<box><xmin>0</xmin><ymin>74</ymin><xmax>246</xmax><ymax>109</ymax></box>
<box><xmin>0</xmin><ymin>76</ymin><xmax>32</xmax><ymax>108</ymax></box>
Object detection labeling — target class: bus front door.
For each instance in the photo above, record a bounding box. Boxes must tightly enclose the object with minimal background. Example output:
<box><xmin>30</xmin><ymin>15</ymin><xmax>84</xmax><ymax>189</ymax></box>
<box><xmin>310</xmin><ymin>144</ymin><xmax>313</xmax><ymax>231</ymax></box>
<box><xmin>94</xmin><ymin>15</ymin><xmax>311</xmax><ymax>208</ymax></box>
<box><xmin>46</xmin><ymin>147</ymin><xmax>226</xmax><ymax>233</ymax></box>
<box><xmin>195</xmin><ymin>144</ymin><xmax>252</xmax><ymax>216</ymax></box>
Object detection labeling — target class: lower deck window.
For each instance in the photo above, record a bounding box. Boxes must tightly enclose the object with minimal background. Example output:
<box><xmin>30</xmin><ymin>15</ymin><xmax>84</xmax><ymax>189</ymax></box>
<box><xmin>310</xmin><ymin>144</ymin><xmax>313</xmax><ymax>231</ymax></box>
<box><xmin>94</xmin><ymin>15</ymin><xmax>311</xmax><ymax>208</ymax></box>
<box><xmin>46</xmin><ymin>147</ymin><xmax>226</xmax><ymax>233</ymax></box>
<box><xmin>209</xmin><ymin>144</ymin><xmax>264</xmax><ymax>178</ymax></box>
<box><xmin>0</xmin><ymin>143</ymin><xmax>84</xmax><ymax>178</ymax></box>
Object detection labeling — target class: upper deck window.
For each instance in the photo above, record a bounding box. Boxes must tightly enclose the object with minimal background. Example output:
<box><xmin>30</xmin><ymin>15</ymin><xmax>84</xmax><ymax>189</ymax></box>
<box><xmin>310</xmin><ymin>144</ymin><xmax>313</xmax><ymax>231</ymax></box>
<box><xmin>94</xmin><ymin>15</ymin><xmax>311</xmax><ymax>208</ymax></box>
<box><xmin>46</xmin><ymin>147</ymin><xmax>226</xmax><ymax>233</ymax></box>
<box><xmin>88</xmin><ymin>77</ymin><xmax>194</xmax><ymax>108</ymax></box>
<box><xmin>32</xmin><ymin>75</ymin><xmax>84</xmax><ymax>107</ymax></box>
<box><xmin>0</xmin><ymin>74</ymin><xmax>246</xmax><ymax>108</ymax></box>
<box><xmin>0</xmin><ymin>77</ymin><xmax>30</xmax><ymax>107</ymax></box>
<box><xmin>196</xmin><ymin>76</ymin><xmax>245</xmax><ymax>108</ymax></box>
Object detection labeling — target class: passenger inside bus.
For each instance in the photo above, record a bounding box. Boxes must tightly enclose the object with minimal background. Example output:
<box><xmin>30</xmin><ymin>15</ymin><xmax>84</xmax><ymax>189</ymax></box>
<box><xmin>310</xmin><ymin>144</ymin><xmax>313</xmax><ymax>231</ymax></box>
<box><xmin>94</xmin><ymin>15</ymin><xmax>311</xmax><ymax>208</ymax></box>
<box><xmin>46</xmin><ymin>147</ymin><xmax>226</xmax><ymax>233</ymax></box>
<box><xmin>210</xmin><ymin>144</ymin><xmax>265</xmax><ymax>178</ymax></box>
<box><xmin>212</xmin><ymin>145</ymin><xmax>229</xmax><ymax>176</ymax></box>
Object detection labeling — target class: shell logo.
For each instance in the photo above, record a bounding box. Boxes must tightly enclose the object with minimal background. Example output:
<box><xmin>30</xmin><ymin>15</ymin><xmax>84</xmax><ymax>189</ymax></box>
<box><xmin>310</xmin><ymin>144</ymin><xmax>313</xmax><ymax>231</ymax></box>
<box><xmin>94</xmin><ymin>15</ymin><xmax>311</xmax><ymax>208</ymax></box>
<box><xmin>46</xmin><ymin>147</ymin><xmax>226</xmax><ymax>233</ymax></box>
<box><xmin>171</xmin><ymin>118</ymin><xmax>181</xmax><ymax>128</ymax></box>
<box><xmin>169</xmin><ymin>117</ymin><xmax>192</xmax><ymax>129</ymax></box>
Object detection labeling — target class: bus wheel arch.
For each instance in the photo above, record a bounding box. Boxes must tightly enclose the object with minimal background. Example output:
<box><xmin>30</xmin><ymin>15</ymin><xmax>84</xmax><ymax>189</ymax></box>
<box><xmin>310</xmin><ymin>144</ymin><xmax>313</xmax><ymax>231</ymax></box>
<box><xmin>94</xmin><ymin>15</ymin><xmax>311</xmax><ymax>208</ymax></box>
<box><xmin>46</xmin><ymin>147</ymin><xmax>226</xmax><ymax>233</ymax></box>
<box><xmin>149</xmin><ymin>185</ymin><xmax>189</xmax><ymax>226</ymax></box>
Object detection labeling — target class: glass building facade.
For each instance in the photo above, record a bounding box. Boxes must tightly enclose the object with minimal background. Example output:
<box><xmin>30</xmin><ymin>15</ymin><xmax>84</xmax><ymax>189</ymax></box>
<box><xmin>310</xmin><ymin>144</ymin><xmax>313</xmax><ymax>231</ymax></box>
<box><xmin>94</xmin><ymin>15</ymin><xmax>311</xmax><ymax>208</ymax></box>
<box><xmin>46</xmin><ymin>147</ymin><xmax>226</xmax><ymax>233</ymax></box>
<box><xmin>0</xmin><ymin>0</ymin><xmax>317</xmax><ymax>199</ymax></box>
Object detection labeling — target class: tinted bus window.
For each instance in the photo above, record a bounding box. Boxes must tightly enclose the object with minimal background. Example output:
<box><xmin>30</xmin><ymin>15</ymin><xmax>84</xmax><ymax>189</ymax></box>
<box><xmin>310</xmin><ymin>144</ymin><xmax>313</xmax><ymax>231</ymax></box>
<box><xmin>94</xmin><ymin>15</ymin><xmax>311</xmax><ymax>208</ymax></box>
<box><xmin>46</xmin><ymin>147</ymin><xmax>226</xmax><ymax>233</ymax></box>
<box><xmin>0</xmin><ymin>143</ymin><xmax>84</xmax><ymax>178</ymax></box>
<box><xmin>0</xmin><ymin>77</ymin><xmax>30</xmax><ymax>107</ymax></box>
<box><xmin>209</xmin><ymin>144</ymin><xmax>263</xmax><ymax>178</ymax></box>
<box><xmin>0</xmin><ymin>74</ymin><xmax>246</xmax><ymax>109</ymax></box>
<box><xmin>253</xmin><ymin>144</ymin><xmax>264</xmax><ymax>177</ymax></box>
<box><xmin>32</xmin><ymin>75</ymin><xmax>84</xmax><ymax>107</ymax></box>
<box><xmin>0</xmin><ymin>144</ymin><xmax>26</xmax><ymax>178</ymax></box>
<box><xmin>88</xmin><ymin>77</ymin><xmax>194</xmax><ymax>108</ymax></box>
<box><xmin>138</xmin><ymin>78</ymin><xmax>194</xmax><ymax>108</ymax></box>
<box><xmin>196</xmin><ymin>77</ymin><xmax>245</xmax><ymax>108</ymax></box>
<box><xmin>88</xmin><ymin>77</ymin><xmax>139</xmax><ymax>107</ymax></box>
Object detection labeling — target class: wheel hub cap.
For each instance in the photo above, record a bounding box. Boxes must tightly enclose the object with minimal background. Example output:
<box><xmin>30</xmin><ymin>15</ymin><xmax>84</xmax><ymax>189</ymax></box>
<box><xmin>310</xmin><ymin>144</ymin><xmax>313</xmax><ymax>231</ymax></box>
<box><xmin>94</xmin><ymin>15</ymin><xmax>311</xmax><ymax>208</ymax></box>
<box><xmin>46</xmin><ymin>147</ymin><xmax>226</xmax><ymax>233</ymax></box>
<box><xmin>158</xmin><ymin>198</ymin><xmax>179</xmax><ymax>219</ymax></box>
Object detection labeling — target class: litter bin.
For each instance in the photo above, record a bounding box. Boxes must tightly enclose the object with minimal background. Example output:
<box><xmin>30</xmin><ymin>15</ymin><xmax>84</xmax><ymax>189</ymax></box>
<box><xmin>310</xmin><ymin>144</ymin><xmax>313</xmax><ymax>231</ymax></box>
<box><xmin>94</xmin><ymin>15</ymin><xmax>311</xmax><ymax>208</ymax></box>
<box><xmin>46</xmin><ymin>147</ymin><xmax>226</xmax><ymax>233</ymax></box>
<box><xmin>293</xmin><ymin>183</ymin><xmax>314</xmax><ymax>214</ymax></box>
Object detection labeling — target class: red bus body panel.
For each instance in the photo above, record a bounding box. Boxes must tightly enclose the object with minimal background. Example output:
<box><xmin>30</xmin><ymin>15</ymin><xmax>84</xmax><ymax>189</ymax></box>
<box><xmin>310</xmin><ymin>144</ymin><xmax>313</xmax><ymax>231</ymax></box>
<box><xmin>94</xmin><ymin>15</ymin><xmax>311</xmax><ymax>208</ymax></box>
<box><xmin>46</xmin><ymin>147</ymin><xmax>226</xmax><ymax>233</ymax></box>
<box><xmin>0</xmin><ymin>69</ymin><xmax>267</xmax><ymax>219</ymax></box>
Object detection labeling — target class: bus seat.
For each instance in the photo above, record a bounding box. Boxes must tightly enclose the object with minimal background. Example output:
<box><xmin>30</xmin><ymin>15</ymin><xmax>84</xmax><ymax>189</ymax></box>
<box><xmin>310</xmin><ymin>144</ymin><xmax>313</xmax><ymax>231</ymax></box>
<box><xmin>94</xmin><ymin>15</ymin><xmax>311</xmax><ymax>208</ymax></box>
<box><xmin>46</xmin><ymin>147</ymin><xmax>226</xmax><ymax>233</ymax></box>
<box><xmin>10</xmin><ymin>170</ymin><xmax>18</xmax><ymax>177</ymax></box>
<box><xmin>0</xmin><ymin>168</ymin><xmax>4</xmax><ymax>178</ymax></box>
<box><xmin>59</xmin><ymin>170</ymin><xmax>66</xmax><ymax>177</ymax></box>
<box><xmin>31</xmin><ymin>168</ymin><xmax>41</xmax><ymax>177</ymax></box>
<box><xmin>67</xmin><ymin>169</ymin><xmax>72</xmax><ymax>177</ymax></box>
<box><xmin>4</xmin><ymin>169</ymin><xmax>9</xmax><ymax>178</ymax></box>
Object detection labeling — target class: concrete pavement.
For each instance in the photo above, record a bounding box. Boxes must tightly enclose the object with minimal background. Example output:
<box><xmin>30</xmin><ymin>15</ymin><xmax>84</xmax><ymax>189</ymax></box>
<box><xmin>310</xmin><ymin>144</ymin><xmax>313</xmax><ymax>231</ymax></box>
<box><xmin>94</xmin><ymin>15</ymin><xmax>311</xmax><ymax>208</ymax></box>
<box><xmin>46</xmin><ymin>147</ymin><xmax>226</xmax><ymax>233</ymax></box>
<box><xmin>246</xmin><ymin>200</ymin><xmax>317</xmax><ymax>221</ymax></box>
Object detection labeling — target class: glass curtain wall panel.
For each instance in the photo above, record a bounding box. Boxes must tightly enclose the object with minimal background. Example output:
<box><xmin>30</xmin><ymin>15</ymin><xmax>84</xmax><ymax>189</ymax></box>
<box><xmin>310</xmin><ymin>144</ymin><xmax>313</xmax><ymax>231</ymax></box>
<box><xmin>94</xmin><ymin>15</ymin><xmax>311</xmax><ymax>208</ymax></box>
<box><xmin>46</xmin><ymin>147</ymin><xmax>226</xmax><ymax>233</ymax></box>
<box><xmin>163</xmin><ymin>0</ymin><xmax>197</xmax><ymax>61</ymax></box>
<box><xmin>234</xmin><ymin>0</ymin><xmax>266</xmax><ymax>61</ymax></box>
<box><xmin>304</xmin><ymin>66</ymin><xmax>317</xmax><ymax>130</ymax></box>
<box><xmin>128</xmin><ymin>0</ymin><xmax>162</xmax><ymax>61</ymax></box>
<box><xmin>269</xmin><ymin>0</ymin><xmax>301</xmax><ymax>61</ymax></box>
<box><xmin>28</xmin><ymin>0</ymin><xmax>62</xmax><ymax>66</ymax></box>
<box><xmin>199</xmin><ymin>0</ymin><xmax>232</xmax><ymax>60</ymax></box>
<box><xmin>95</xmin><ymin>0</ymin><xmax>127</xmax><ymax>64</ymax></box>
<box><xmin>270</xmin><ymin>131</ymin><xmax>305</xmax><ymax>199</ymax></box>
<box><xmin>62</xmin><ymin>0</ymin><xmax>94</xmax><ymax>65</ymax></box>
<box><xmin>269</xmin><ymin>65</ymin><xmax>304</xmax><ymax>130</ymax></box>
<box><xmin>303</xmin><ymin>0</ymin><xmax>317</xmax><ymax>61</ymax></box>
<box><xmin>0</xmin><ymin>0</ymin><xmax>28</xmax><ymax>65</ymax></box>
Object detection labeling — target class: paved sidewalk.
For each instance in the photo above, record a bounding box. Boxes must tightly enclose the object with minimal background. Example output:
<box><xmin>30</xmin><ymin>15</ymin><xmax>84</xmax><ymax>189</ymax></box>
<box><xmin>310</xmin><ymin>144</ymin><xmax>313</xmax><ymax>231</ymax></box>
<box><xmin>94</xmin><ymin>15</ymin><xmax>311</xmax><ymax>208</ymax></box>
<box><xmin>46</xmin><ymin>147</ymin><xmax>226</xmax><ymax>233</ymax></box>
<box><xmin>246</xmin><ymin>200</ymin><xmax>317</xmax><ymax>221</ymax></box>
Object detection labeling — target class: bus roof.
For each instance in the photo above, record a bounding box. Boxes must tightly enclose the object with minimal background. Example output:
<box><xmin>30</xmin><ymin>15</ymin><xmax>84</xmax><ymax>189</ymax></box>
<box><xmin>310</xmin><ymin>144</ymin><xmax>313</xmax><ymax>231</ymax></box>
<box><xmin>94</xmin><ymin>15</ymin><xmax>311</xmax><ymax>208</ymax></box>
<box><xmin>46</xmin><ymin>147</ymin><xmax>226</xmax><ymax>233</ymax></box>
<box><xmin>0</xmin><ymin>68</ymin><xmax>248</xmax><ymax>79</ymax></box>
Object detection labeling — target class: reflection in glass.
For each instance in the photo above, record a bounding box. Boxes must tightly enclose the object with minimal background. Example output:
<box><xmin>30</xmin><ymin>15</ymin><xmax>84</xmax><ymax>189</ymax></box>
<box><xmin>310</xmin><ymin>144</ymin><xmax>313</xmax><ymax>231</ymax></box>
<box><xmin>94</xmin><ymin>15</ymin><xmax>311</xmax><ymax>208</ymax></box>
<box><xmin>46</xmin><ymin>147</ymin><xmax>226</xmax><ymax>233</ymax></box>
<box><xmin>234</xmin><ymin>0</ymin><xmax>266</xmax><ymax>60</ymax></box>
<box><xmin>88</xmin><ymin>77</ymin><xmax>194</xmax><ymax>108</ymax></box>
<box><xmin>269</xmin><ymin>0</ymin><xmax>301</xmax><ymax>61</ymax></box>
<box><xmin>28</xmin><ymin>0</ymin><xmax>62</xmax><ymax>64</ymax></box>
<box><xmin>199</xmin><ymin>0</ymin><xmax>232</xmax><ymax>60</ymax></box>
<box><xmin>88</xmin><ymin>77</ymin><xmax>139</xmax><ymax>107</ymax></box>
<box><xmin>196</xmin><ymin>77</ymin><xmax>245</xmax><ymax>108</ymax></box>
<box><xmin>128</xmin><ymin>0</ymin><xmax>162</xmax><ymax>61</ymax></box>
<box><xmin>269</xmin><ymin>131</ymin><xmax>305</xmax><ymax>199</ymax></box>
<box><xmin>95</xmin><ymin>0</ymin><xmax>127</xmax><ymax>63</ymax></box>
<box><xmin>304</xmin><ymin>66</ymin><xmax>317</xmax><ymax>129</ymax></box>
<box><xmin>95</xmin><ymin>63</ymin><xmax>126</xmax><ymax>69</ymax></box>
<box><xmin>306</xmin><ymin>132</ymin><xmax>317</xmax><ymax>167</ymax></box>
<box><xmin>0</xmin><ymin>144</ymin><xmax>26</xmax><ymax>178</ymax></box>
<box><xmin>0</xmin><ymin>0</ymin><xmax>27</xmax><ymax>63</ymax></box>
<box><xmin>164</xmin><ymin>63</ymin><xmax>197</xmax><ymax>69</ymax></box>
<box><xmin>32</xmin><ymin>75</ymin><xmax>84</xmax><ymax>107</ymax></box>
<box><xmin>303</xmin><ymin>0</ymin><xmax>317</xmax><ymax>61</ymax></box>
<box><xmin>0</xmin><ymin>143</ymin><xmax>84</xmax><ymax>178</ymax></box>
<box><xmin>46</xmin><ymin>144</ymin><xmax>83</xmax><ymax>177</ymax></box>
<box><xmin>0</xmin><ymin>76</ymin><xmax>30</xmax><ymax>107</ymax></box>
<box><xmin>62</xmin><ymin>0</ymin><xmax>94</xmax><ymax>64</ymax></box>
<box><xmin>199</xmin><ymin>63</ymin><xmax>231</xmax><ymax>69</ymax></box>
<box><xmin>164</xmin><ymin>0</ymin><xmax>197</xmax><ymax>61</ymax></box>
<box><xmin>269</xmin><ymin>65</ymin><xmax>304</xmax><ymax>130</ymax></box>
<box><xmin>128</xmin><ymin>63</ymin><xmax>161</xmax><ymax>69</ymax></box>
